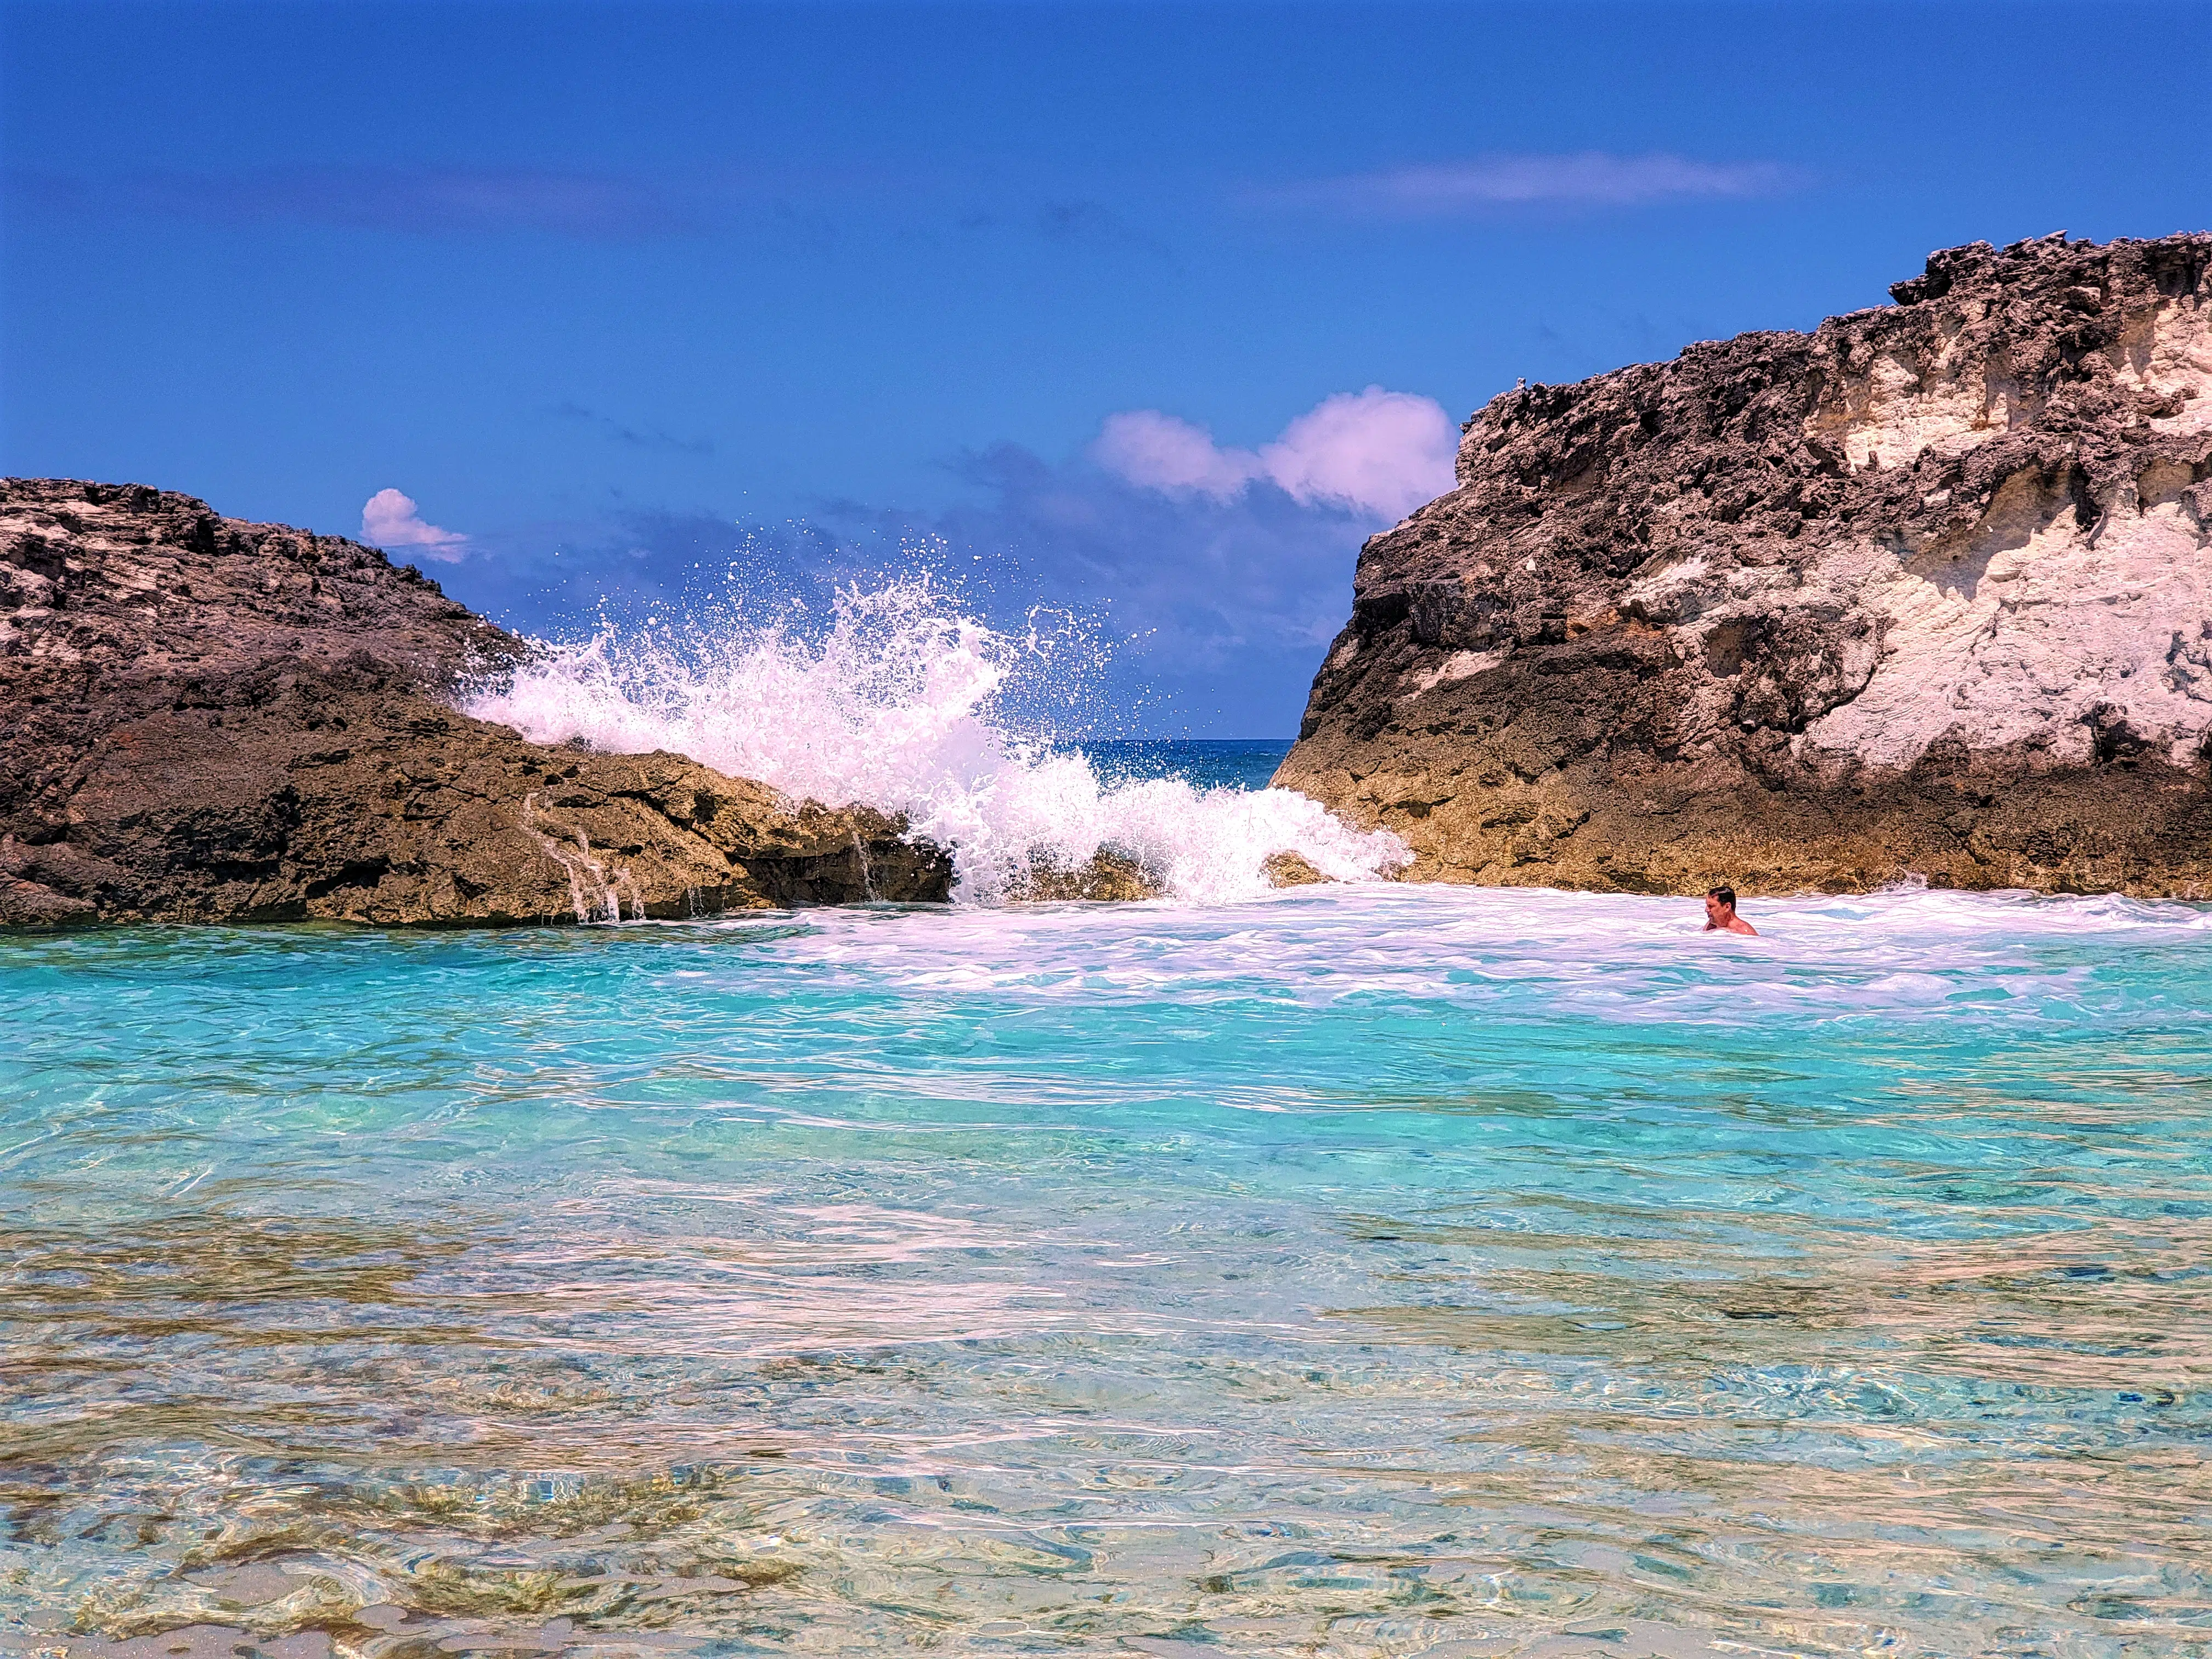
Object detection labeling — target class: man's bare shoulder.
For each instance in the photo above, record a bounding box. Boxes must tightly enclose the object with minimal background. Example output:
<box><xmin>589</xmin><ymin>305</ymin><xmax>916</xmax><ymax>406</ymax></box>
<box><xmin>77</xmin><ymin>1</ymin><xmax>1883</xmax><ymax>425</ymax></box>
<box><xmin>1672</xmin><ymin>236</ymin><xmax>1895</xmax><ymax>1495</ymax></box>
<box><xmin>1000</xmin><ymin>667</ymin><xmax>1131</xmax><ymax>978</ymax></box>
<box><xmin>1701</xmin><ymin>887</ymin><xmax>1757</xmax><ymax>935</ymax></box>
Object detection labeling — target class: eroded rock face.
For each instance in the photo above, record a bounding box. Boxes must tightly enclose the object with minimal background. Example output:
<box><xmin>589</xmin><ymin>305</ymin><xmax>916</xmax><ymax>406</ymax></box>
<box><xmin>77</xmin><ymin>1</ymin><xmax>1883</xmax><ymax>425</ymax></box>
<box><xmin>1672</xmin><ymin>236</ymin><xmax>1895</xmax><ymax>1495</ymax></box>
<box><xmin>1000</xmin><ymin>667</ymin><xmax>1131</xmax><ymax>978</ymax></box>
<box><xmin>0</xmin><ymin>479</ymin><xmax>951</xmax><ymax>926</ymax></box>
<box><xmin>1007</xmin><ymin>849</ymin><xmax>1163</xmax><ymax>902</ymax></box>
<box><xmin>1277</xmin><ymin>232</ymin><xmax>2212</xmax><ymax>897</ymax></box>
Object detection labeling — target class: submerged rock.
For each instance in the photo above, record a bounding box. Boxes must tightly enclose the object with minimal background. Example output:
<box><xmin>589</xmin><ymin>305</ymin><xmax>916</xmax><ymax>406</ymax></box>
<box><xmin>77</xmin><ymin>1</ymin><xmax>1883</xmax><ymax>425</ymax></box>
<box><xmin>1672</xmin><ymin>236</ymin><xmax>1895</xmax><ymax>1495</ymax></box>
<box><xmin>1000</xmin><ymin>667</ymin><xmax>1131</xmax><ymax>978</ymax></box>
<box><xmin>0</xmin><ymin>479</ymin><xmax>952</xmax><ymax>926</ymax></box>
<box><xmin>1277</xmin><ymin>232</ymin><xmax>2212</xmax><ymax>897</ymax></box>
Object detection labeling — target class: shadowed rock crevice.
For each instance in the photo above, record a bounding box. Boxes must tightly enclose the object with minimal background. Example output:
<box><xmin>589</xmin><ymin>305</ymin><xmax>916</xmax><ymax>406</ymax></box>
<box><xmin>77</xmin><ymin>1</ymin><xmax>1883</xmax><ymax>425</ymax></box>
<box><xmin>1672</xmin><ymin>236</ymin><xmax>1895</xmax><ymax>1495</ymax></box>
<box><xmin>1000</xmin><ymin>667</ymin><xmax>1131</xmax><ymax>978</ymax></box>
<box><xmin>1277</xmin><ymin>232</ymin><xmax>2212</xmax><ymax>897</ymax></box>
<box><xmin>1</xmin><ymin>479</ymin><xmax>952</xmax><ymax>926</ymax></box>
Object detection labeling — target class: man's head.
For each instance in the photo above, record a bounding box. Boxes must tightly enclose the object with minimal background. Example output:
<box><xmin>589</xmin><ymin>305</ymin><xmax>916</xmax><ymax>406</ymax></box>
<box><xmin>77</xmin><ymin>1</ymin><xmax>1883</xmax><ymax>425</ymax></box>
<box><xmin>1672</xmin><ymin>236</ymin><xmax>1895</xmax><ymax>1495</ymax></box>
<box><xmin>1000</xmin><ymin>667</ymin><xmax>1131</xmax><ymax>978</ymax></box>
<box><xmin>1704</xmin><ymin>885</ymin><xmax>1737</xmax><ymax>924</ymax></box>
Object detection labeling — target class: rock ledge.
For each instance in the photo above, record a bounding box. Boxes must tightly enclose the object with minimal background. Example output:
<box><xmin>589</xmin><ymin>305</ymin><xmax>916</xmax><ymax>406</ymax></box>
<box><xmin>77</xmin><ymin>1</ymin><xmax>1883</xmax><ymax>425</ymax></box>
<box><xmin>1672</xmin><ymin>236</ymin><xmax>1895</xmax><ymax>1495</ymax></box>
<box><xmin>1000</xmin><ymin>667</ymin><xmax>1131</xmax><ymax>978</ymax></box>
<box><xmin>1</xmin><ymin>479</ymin><xmax>951</xmax><ymax>926</ymax></box>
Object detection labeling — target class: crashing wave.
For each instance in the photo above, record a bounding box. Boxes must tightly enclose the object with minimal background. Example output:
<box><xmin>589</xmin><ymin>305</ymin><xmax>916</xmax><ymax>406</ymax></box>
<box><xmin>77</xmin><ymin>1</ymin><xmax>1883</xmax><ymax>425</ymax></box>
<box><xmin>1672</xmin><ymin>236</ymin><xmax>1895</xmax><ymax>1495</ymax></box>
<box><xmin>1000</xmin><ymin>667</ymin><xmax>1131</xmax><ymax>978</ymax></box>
<box><xmin>464</xmin><ymin>578</ymin><xmax>1408</xmax><ymax>904</ymax></box>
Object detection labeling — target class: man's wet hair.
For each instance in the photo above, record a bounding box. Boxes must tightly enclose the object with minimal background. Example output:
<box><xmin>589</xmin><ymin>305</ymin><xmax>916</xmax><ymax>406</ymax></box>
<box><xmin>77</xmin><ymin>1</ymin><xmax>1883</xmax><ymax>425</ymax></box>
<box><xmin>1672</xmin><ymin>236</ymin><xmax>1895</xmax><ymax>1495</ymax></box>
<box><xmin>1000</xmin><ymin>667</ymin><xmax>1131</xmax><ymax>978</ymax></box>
<box><xmin>1707</xmin><ymin>885</ymin><xmax>1737</xmax><ymax>908</ymax></box>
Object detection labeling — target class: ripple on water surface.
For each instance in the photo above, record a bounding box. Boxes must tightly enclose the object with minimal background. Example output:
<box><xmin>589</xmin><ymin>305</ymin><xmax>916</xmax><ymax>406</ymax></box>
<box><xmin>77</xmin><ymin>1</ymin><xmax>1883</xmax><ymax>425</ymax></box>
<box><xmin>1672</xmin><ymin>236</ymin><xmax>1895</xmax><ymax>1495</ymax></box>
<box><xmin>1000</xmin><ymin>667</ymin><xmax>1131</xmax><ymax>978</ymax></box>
<box><xmin>3</xmin><ymin>885</ymin><xmax>2211</xmax><ymax>1656</ymax></box>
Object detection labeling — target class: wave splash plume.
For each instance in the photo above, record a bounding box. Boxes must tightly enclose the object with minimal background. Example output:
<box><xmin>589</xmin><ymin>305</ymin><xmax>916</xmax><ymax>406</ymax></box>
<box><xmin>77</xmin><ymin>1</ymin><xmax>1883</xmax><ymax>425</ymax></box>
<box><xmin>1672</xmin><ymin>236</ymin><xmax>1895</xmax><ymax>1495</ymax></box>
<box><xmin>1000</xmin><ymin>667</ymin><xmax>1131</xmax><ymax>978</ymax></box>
<box><xmin>464</xmin><ymin>578</ymin><xmax>1408</xmax><ymax>902</ymax></box>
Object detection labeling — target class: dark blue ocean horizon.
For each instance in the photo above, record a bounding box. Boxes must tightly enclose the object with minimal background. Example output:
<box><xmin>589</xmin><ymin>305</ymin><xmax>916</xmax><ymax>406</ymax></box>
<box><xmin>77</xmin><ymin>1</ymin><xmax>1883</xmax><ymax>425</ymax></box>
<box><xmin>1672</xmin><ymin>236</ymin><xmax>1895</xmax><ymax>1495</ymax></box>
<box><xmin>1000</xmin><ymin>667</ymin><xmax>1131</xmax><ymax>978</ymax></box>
<box><xmin>1075</xmin><ymin>736</ymin><xmax>1292</xmax><ymax>793</ymax></box>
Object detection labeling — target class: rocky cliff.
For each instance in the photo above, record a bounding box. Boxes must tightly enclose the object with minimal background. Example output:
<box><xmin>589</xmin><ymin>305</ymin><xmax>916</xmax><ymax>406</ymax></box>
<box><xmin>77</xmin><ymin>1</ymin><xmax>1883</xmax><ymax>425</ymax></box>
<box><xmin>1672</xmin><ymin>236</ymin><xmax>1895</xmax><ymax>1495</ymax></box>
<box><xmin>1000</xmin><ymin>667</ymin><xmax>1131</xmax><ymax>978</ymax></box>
<box><xmin>0</xmin><ymin>480</ymin><xmax>951</xmax><ymax>926</ymax></box>
<box><xmin>1277</xmin><ymin>232</ymin><xmax>2212</xmax><ymax>896</ymax></box>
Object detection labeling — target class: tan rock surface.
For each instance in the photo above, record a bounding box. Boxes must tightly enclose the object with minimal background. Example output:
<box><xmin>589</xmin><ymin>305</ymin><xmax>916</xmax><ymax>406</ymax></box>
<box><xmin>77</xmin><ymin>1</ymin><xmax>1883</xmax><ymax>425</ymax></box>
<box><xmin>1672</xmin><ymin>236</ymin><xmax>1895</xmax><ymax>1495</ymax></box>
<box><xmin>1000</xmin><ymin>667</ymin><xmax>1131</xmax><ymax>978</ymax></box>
<box><xmin>1277</xmin><ymin>233</ymin><xmax>2212</xmax><ymax>897</ymax></box>
<box><xmin>1006</xmin><ymin>848</ymin><xmax>1163</xmax><ymax>902</ymax></box>
<box><xmin>0</xmin><ymin>479</ymin><xmax>951</xmax><ymax>926</ymax></box>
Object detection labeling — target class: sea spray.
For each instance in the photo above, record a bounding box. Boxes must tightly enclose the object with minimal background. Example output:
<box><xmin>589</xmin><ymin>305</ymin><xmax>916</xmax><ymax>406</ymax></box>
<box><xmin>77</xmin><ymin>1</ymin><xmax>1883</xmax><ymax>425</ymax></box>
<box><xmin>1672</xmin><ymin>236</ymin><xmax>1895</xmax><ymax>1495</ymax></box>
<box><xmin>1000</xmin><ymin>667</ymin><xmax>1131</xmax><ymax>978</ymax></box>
<box><xmin>464</xmin><ymin>578</ymin><xmax>1409</xmax><ymax>902</ymax></box>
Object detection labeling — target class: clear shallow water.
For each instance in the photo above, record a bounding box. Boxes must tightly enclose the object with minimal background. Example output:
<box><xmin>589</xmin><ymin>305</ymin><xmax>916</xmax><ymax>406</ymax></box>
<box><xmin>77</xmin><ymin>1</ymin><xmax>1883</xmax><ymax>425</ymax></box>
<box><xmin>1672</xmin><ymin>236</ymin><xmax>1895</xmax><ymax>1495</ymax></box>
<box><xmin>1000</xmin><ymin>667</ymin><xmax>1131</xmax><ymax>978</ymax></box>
<box><xmin>5</xmin><ymin>884</ymin><xmax>2212</xmax><ymax>1656</ymax></box>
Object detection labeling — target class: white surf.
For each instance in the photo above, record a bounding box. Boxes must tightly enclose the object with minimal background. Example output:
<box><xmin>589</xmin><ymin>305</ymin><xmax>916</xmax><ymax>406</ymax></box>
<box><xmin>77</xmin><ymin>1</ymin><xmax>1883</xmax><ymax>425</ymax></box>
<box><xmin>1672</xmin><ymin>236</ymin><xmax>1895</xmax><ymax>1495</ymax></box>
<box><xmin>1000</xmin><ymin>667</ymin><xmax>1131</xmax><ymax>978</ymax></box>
<box><xmin>464</xmin><ymin>578</ymin><xmax>1408</xmax><ymax>903</ymax></box>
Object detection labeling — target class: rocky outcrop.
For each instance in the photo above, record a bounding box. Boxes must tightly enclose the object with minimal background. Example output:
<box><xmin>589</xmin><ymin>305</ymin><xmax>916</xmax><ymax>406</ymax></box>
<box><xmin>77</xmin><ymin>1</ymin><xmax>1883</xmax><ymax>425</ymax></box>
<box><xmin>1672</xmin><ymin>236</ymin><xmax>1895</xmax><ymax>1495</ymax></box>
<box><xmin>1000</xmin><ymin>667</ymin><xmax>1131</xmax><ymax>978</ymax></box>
<box><xmin>0</xmin><ymin>480</ymin><xmax>951</xmax><ymax>926</ymax></box>
<box><xmin>1278</xmin><ymin>232</ymin><xmax>2212</xmax><ymax>896</ymax></box>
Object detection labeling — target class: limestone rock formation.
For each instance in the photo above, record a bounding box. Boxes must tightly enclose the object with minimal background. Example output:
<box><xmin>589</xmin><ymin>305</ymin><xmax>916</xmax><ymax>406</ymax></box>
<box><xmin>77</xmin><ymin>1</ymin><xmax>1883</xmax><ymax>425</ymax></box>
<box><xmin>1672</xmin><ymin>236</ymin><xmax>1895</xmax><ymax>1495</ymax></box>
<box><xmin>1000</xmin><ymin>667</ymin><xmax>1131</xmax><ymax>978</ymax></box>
<box><xmin>1008</xmin><ymin>848</ymin><xmax>1163</xmax><ymax>902</ymax></box>
<box><xmin>0</xmin><ymin>480</ymin><xmax>951</xmax><ymax>926</ymax></box>
<box><xmin>1277</xmin><ymin>232</ymin><xmax>2212</xmax><ymax>896</ymax></box>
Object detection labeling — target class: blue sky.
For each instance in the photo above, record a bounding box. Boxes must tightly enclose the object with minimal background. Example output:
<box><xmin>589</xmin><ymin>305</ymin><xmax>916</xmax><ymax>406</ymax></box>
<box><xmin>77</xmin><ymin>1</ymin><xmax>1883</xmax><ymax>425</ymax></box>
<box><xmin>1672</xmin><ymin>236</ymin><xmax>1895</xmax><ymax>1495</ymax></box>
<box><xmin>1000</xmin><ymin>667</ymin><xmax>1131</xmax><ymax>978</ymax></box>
<box><xmin>5</xmin><ymin>1</ymin><xmax>2209</xmax><ymax>735</ymax></box>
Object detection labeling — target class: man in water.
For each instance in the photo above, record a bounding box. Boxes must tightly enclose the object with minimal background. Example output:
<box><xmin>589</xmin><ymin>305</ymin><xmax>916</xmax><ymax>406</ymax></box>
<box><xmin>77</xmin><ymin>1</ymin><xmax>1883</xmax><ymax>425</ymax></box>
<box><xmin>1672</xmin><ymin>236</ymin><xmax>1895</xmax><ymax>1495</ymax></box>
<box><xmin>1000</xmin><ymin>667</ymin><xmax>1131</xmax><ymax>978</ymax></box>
<box><xmin>1703</xmin><ymin>886</ymin><xmax>1758</xmax><ymax>936</ymax></box>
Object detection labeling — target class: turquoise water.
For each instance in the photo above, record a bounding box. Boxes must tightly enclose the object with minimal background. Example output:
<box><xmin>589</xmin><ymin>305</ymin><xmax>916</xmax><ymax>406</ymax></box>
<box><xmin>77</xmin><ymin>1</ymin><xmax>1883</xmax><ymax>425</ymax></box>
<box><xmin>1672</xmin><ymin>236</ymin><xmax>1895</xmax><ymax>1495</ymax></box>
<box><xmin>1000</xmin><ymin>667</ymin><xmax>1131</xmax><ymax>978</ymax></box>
<box><xmin>5</xmin><ymin>874</ymin><xmax>2212</xmax><ymax>1655</ymax></box>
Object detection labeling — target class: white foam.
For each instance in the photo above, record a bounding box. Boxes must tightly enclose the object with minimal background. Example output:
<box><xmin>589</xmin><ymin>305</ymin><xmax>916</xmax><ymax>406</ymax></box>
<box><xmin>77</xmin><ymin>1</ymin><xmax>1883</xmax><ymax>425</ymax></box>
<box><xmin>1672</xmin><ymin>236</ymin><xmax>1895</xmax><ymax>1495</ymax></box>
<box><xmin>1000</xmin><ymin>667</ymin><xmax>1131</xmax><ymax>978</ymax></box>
<box><xmin>698</xmin><ymin>883</ymin><xmax>2212</xmax><ymax>1029</ymax></box>
<box><xmin>464</xmin><ymin>578</ymin><xmax>1409</xmax><ymax>904</ymax></box>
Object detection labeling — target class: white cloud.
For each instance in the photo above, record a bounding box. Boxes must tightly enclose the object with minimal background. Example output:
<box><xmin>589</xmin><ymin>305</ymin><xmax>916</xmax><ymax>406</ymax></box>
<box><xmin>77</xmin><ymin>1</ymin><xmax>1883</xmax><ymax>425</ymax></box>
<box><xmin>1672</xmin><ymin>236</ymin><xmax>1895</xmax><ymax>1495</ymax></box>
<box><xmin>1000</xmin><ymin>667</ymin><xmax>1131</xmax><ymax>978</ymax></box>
<box><xmin>362</xmin><ymin>488</ymin><xmax>468</xmax><ymax>561</ymax></box>
<box><xmin>1266</xmin><ymin>151</ymin><xmax>1799</xmax><ymax>215</ymax></box>
<box><xmin>1093</xmin><ymin>409</ymin><xmax>1263</xmax><ymax>500</ymax></box>
<box><xmin>1094</xmin><ymin>387</ymin><xmax>1457</xmax><ymax>522</ymax></box>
